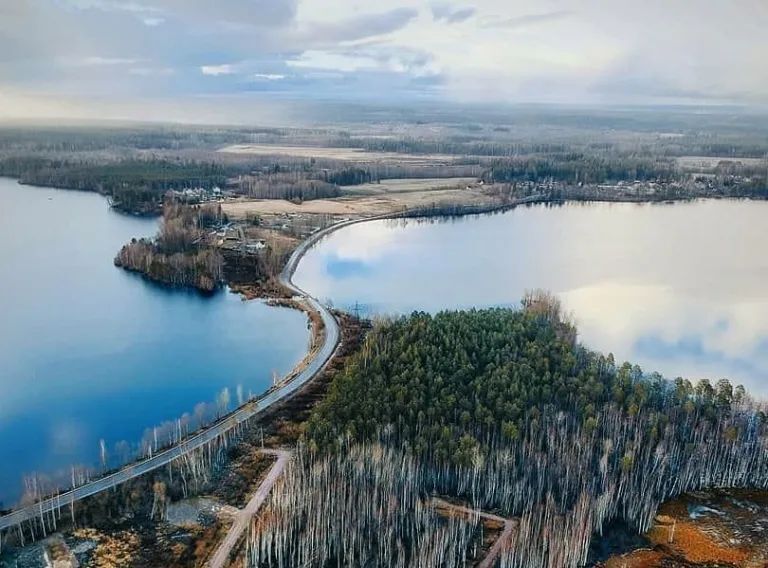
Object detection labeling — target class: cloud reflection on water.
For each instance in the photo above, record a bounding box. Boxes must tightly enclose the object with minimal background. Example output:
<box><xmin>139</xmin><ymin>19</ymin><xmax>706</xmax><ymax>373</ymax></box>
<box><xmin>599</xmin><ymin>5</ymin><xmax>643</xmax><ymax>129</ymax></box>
<box><xmin>562</xmin><ymin>282</ymin><xmax>768</xmax><ymax>392</ymax></box>
<box><xmin>295</xmin><ymin>200</ymin><xmax>768</xmax><ymax>394</ymax></box>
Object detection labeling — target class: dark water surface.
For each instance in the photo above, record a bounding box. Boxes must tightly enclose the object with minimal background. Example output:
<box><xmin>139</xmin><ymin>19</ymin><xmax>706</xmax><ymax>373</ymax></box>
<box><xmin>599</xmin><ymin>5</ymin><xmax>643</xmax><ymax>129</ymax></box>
<box><xmin>295</xmin><ymin>200</ymin><xmax>768</xmax><ymax>395</ymax></box>
<box><xmin>0</xmin><ymin>178</ymin><xmax>309</xmax><ymax>506</ymax></box>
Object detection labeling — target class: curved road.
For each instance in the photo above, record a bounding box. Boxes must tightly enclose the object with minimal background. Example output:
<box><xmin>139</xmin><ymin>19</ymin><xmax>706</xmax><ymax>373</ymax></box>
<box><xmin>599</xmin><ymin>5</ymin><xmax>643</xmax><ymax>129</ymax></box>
<box><xmin>0</xmin><ymin>225</ymin><xmax>342</xmax><ymax>533</ymax></box>
<box><xmin>0</xmin><ymin>198</ymin><xmax>547</xmax><ymax>534</ymax></box>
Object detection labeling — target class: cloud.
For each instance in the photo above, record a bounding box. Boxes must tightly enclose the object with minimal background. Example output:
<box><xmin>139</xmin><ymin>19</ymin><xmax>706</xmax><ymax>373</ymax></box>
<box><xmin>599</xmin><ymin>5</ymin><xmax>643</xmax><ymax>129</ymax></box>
<box><xmin>166</xmin><ymin>0</ymin><xmax>298</xmax><ymax>28</ymax></box>
<box><xmin>201</xmin><ymin>64</ymin><xmax>237</xmax><ymax>76</ymax></box>
<box><xmin>252</xmin><ymin>73</ymin><xmax>285</xmax><ymax>81</ymax></box>
<box><xmin>75</xmin><ymin>56</ymin><xmax>140</xmax><ymax>66</ymax></box>
<box><xmin>66</xmin><ymin>0</ymin><xmax>297</xmax><ymax>29</ymax></box>
<box><xmin>481</xmin><ymin>10</ymin><xmax>574</xmax><ymax>29</ymax></box>
<box><xmin>50</xmin><ymin>420</ymin><xmax>87</xmax><ymax>456</ymax></box>
<box><xmin>287</xmin><ymin>46</ymin><xmax>437</xmax><ymax>77</ymax></box>
<box><xmin>287</xmin><ymin>51</ymin><xmax>381</xmax><ymax>73</ymax></box>
<box><xmin>1</xmin><ymin>0</ymin><xmax>767</xmax><ymax>115</ymax></box>
<box><xmin>431</xmin><ymin>3</ymin><xmax>476</xmax><ymax>24</ymax></box>
<box><xmin>47</xmin><ymin>55</ymin><xmax>144</xmax><ymax>78</ymax></box>
<box><xmin>562</xmin><ymin>282</ymin><xmax>768</xmax><ymax>394</ymax></box>
<box><xmin>298</xmin><ymin>7</ymin><xmax>419</xmax><ymax>45</ymax></box>
<box><xmin>64</xmin><ymin>0</ymin><xmax>162</xmax><ymax>15</ymax></box>
<box><xmin>200</xmin><ymin>63</ymin><xmax>286</xmax><ymax>81</ymax></box>
<box><xmin>129</xmin><ymin>66</ymin><xmax>174</xmax><ymax>76</ymax></box>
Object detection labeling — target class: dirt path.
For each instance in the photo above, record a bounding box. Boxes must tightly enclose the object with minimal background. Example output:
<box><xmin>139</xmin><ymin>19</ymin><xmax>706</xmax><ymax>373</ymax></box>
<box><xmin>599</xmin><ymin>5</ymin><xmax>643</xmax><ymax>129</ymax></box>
<box><xmin>207</xmin><ymin>449</ymin><xmax>291</xmax><ymax>568</ymax></box>
<box><xmin>431</xmin><ymin>498</ymin><xmax>517</xmax><ymax>568</ymax></box>
<box><xmin>478</xmin><ymin>515</ymin><xmax>516</xmax><ymax>568</ymax></box>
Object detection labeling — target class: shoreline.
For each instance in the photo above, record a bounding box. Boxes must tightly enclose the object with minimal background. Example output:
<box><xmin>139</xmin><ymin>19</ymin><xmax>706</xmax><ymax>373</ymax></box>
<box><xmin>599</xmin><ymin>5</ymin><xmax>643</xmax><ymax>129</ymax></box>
<box><xmin>12</xmin><ymin>178</ymin><xmax>163</xmax><ymax>217</ymax></box>
<box><xmin>0</xmin><ymin>189</ymin><xmax>342</xmax><ymax>529</ymax></box>
<box><xmin>2</xmin><ymin>182</ymin><xmax>766</xmax><ymax>528</ymax></box>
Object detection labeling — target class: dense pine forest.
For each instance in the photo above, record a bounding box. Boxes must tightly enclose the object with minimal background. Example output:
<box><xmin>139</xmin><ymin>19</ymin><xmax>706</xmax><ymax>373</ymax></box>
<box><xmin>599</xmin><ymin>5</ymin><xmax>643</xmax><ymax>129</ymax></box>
<box><xmin>248</xmin><ymin>294</ymin><xmax>768</xmax><ymax>567</ymax></box>
<box><xmin>305</xmin><ymin>295</ymin><xmax>747</xmax><ymax>461</ymax></box>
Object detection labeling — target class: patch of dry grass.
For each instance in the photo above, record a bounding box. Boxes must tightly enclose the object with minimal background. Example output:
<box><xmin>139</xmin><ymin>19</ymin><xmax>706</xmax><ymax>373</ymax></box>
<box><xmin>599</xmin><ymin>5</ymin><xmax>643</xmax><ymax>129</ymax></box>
<box><xmin>222</xmin><ymin>187</ymin><xmax>498</xmax><ymax>219</ymax></box>
<box><xmin>218</xmin><ymin>144</ymin><xmax>458</xmax><ymax>163</ymax></box>
<box><xmin>340</xmin><ymin>177</ymin><xmax>477</xmax><ymax>195</ymax></box>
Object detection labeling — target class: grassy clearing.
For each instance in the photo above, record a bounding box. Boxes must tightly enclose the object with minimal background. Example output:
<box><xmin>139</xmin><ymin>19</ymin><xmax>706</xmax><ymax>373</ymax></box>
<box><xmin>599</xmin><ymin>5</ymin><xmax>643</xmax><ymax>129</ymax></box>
<box><xmin>339</xmin><ymin>177</ymin><xmax>477</xmax><ymax>195</ymax></box>
<box><xmin>217</xmin><ymin>144</ymin><xmax>458</xmax><ymax>163</ymax></box>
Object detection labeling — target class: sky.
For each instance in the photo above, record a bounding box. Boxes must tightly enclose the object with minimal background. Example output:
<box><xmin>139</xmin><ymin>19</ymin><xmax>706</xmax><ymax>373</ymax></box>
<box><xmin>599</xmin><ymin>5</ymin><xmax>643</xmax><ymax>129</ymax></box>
<box><xmin>1</xmin><ymin>0</ymin><xmax>767</xmax><ymax>122</ymax></box>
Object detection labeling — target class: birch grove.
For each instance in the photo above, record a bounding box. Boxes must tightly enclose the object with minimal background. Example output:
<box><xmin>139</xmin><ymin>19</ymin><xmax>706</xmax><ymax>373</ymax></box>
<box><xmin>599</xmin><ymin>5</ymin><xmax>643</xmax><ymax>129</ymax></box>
<box><xmin>248</xmin><ymin>401</ymin><xmax>768</xmax><ymax>567</ymax></box>
<box><xmin>246</xmin><ymin>305</ymin><xmax>768</xmax><ymax>567</ymax></box>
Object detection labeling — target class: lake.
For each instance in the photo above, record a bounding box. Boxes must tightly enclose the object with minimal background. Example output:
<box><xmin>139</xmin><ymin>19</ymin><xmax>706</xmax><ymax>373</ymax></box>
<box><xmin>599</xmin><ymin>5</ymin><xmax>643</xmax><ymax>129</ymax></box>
<box><xmin>0</xmin><ymin>178</ymin><xmax>309</xmax><ymax>506</ymax></box>
<box><xmin>294</xmin><ymin>200</ymin><xmax>768</xmax><ymax>396</ymax></box>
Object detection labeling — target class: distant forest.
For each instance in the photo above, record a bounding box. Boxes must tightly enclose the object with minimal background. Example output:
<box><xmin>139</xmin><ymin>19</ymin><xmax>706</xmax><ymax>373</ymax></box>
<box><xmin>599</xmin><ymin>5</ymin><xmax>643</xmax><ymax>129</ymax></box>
<box><xmin>0</xmin><ymin>119</ymin><xmax>765</xmax><ymax>214</ymax></box>
<box><xmin>0</xmin><ymin>156</ymin><xmax>229</xmax><ymax>215</ymax></box>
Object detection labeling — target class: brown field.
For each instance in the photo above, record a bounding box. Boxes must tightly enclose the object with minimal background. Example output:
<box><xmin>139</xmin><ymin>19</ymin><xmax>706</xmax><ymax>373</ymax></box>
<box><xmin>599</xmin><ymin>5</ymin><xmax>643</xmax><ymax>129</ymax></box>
<box><xmin>217</xmin><ymin>144</ymin><xmax>459</xmax><ymax>164</ymax></box>
<box><xmin>340</xmin><ymin>177</ymin><xmax>477</xmax><ymax>195</ymax></box>
<box><xmin>603</xmin><ymin>549</ymin><xmax>665</xmax><ymax>568</ymax></box>
<box><xmin>222</xmin><ymin>186</ymin><xmax>497</xmax><ymax>219</ymax></box>
<box><xmin>599</xmin><ymin>489</ymin><xmax>768</xmax><ymax>567</ymax></box>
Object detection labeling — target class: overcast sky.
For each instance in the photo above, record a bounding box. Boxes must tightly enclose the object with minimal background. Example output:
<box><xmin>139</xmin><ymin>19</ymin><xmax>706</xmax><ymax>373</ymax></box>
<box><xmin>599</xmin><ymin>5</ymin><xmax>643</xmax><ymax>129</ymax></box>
<box><xmin>1</xmin><ymin>0</ymin><xmax>766</xmax><ymax>122</ymax></box>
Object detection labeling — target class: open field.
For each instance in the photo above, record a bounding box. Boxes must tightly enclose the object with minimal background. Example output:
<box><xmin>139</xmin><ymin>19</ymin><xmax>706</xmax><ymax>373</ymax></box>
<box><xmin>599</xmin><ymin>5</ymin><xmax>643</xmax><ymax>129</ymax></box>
<box><xmin>340</xmin><ymin>177</ymin><xmax>477</xmax><ymax>195</ymax></box>
<box><xmin>222</xmin><ymin>186</ymin><xmax>498</xmax><ymax>219</ymax></box>
<box><xmin>677</xmin><ymin>155</ymin><xmax>768</xmax><ymax>170</ymax></box>
<box><xmin>223</xmin><ymin>175</ymin><xmax>493</xmax><ymax>219</ymax></box>
<box><xmin>217</xmin><ymin>144</ymin><xmax>460</xmax><ymax>163</ymax></box>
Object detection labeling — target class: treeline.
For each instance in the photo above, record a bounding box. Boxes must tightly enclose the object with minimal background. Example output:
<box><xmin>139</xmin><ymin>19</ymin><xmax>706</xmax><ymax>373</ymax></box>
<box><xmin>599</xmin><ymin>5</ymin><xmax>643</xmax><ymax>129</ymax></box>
<box><xmin>115</xmin><ymin>202</ymin><xmax>226</xmax><ymax>292</ymax></box>
<box><xmin>347</xmin><ymin>136</ymin><xmax>585</xmax><ymax>157</ymax></box>
<box><xmin>322</xmin><ymin>167</ymin><xmax>373</xmax><ymax>185</ymax></box>
<box><xmin>481</xmin><ymin>155</ymin><xmax>677</xmax><ymax>185</ymax></box>
<box><xmin>250</xmin><ymin>404</ymin><xmax>768</xmax><ymax>568</ymax></box>
<box><xmin>238</xmin><ymin>171</ymin><xmax>340</xmax><ymax>201</ymax></box>
<box><xmin>319</xmin><ymin>163</ymin><xmax>483</xmax><ymax>185</ymax></box>
<box><xmin>246</xmin><ymin>296</ymin><xmax>767</xmax><ymax>567</ymax></box>
<box><xmin>1</xmin><ymin>123</ymin><xmax>764</xmax><ymax>215</ymax></box>
<box><xmin>12</xmin><ymin>416</ymin><xmax>247</xmax><ymax>550</ymax></box>
<box><xmin>0</xmin><ymin>125</ymin><xmax>255</xmax><ymax>153</ymax></box>
<box><xmin>0</xmin><ymin>153</ymin><xmax>347</xmax><ymax>211</ymax></box>
<box><xmin>330</xmin><ymin>127</ymin><xmax>768</xmax><ymax>159</ymax></box>
<box><xmin>0</xmin><ymin>156</ymin><xmax>228</xmax><ymax>215</ymax></box>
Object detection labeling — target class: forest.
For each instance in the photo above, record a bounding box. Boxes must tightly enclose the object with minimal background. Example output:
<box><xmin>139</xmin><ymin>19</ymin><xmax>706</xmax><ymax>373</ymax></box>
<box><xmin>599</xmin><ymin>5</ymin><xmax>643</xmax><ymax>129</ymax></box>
<box><xmin>247</xmin><ymin>293</ymin><xmax>767</xmax><ymax>567</ymax></box>
<box><xmin>113</xmin><ymin>199</ymin><xmax>293</xmax><ymax>293</ymax></box>
<box><xmin>1</xmin><ymin>116</ymin><xmax>765</xmax><ymax>217</ymax></box>
<box><xmin>0</xmin><ymin>156</ymin><xmax>229</xmax><ymax>215</ymax></box>
<box><xmin>305</xmin><ymin>294</ymin><xmax>747</xmax><ymax>461</ymax></box>
<box><xmin>480</xmin><ymin>155</ymin><xmax>677</xmax><ymax>185</ymax></box>
<box><xmin>114</xmin><ymin>202</ymin><xmax>227</xmax><ymax>292</ymax></box>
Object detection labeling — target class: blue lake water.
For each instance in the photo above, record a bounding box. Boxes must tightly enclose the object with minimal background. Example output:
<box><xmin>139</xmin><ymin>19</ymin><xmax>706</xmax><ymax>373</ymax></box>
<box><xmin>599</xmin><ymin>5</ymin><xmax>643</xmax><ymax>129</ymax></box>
<box><xmin>0</xmin><ymin>178</ymin><xmax>309</xmax><ymax>506</ymax></box>
<box><xmin>294</xmin><ymin>200</ymin><xmax>768</xmax><ymax>396</ymax></box>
